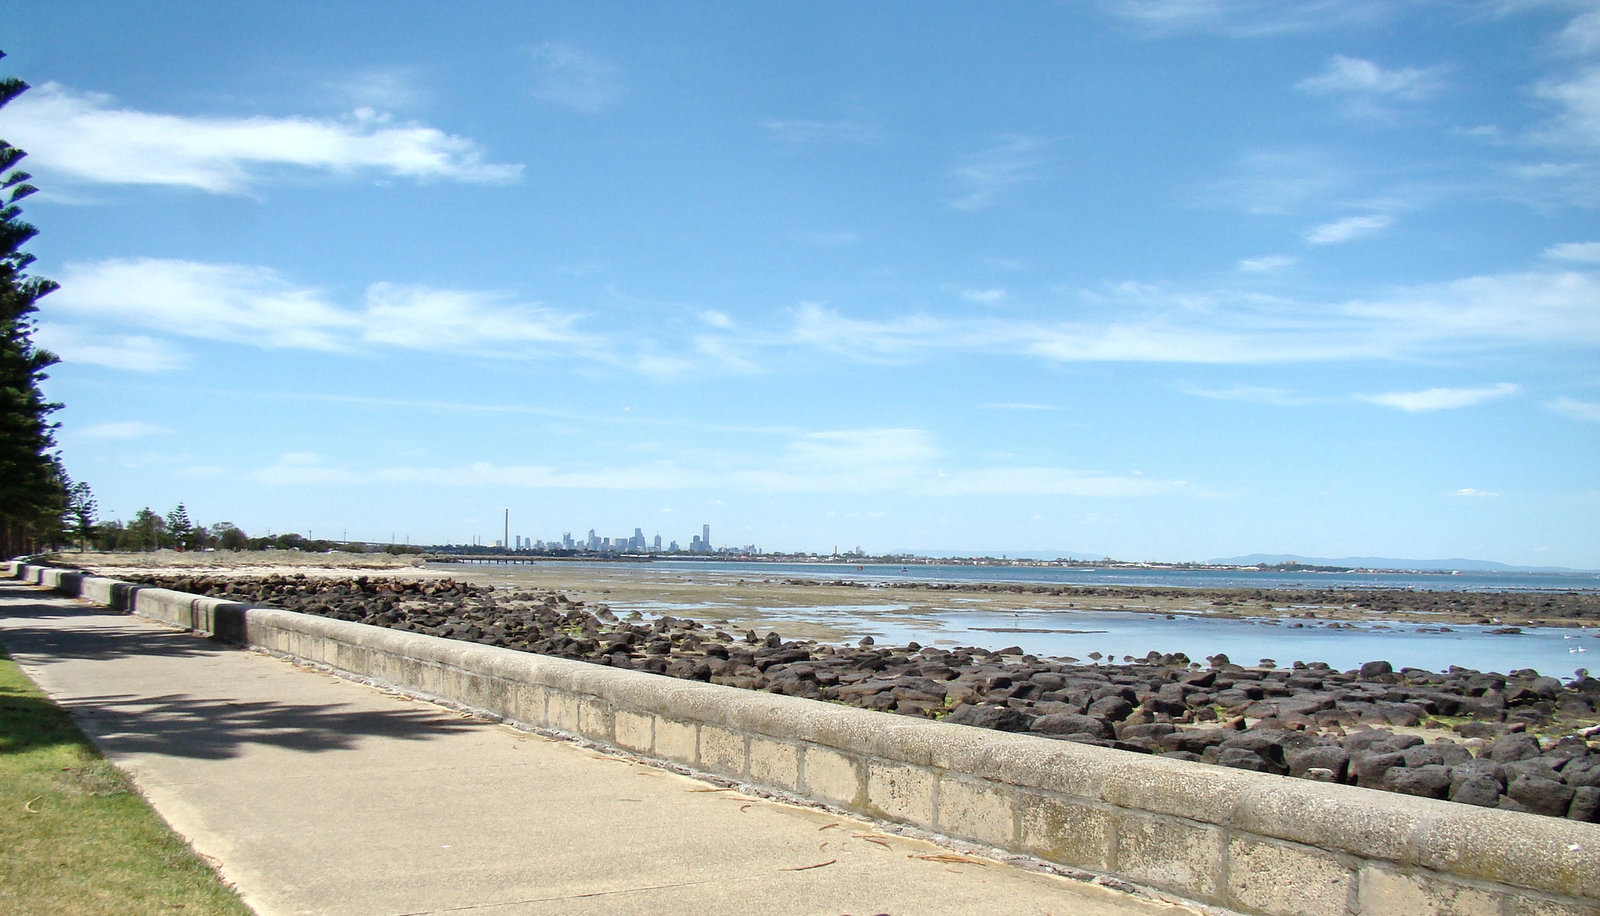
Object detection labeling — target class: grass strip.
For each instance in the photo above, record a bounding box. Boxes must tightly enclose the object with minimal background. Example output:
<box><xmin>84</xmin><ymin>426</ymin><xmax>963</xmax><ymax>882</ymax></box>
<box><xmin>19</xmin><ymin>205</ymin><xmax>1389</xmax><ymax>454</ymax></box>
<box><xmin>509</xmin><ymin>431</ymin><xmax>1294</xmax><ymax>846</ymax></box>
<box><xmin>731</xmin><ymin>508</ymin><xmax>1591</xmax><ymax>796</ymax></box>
<box><xmin>0</xmin><ymin>644</ymin><xmax>252</xmax><ymax>916</ymax></box>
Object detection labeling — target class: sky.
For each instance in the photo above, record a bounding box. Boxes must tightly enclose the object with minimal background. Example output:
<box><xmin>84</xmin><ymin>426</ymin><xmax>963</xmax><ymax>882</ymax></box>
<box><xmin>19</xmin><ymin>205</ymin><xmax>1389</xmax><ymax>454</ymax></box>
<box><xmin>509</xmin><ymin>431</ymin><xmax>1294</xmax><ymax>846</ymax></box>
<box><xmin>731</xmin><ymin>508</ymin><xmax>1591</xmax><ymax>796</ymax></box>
<box><xmin>4</xmin><ymin>1</ymin><xmax>1599</xmax><ymax>566</ymax></box>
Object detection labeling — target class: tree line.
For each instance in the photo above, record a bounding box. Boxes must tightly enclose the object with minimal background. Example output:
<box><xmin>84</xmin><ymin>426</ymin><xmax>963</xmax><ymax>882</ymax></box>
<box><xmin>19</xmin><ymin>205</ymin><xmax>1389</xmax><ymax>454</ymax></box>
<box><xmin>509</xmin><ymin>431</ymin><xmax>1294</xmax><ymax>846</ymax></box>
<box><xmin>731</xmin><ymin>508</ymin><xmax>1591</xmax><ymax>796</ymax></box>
<box><xmin>68</xmin><ymin>501</ymin><xmax>418</xmax><ymax>555</ymax></box>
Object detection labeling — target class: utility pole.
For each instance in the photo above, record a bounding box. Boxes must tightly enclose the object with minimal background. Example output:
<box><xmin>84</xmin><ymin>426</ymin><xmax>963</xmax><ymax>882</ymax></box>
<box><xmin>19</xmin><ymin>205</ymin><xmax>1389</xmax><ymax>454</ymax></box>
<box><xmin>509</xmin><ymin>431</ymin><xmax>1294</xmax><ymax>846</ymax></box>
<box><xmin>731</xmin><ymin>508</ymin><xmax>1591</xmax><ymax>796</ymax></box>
<box><xmin>504</xmin><ymin>508</ymin><xmax>509</xmax><ymax>550</ymax></box>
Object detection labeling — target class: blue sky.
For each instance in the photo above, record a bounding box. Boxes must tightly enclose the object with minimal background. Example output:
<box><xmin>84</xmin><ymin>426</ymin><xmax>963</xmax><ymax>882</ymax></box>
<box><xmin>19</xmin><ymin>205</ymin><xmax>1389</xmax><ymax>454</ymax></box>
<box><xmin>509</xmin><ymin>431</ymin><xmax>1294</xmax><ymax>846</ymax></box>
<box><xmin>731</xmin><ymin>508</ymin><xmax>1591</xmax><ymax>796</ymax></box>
<box><xmin>5</xmin><ymin>1</ymin><xmax>1599</xmax><ymax>565</ymax></box>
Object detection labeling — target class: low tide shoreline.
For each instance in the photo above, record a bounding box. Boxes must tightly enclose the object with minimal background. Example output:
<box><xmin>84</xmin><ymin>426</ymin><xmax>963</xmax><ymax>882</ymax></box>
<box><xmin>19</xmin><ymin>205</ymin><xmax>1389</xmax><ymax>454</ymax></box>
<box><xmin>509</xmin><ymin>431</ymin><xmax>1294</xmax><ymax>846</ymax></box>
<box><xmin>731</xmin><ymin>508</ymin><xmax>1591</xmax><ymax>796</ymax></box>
<box><xmin>64</xmin><ymin>565</ymin><xmax>1600</xmax><ymax>823</ymax></box>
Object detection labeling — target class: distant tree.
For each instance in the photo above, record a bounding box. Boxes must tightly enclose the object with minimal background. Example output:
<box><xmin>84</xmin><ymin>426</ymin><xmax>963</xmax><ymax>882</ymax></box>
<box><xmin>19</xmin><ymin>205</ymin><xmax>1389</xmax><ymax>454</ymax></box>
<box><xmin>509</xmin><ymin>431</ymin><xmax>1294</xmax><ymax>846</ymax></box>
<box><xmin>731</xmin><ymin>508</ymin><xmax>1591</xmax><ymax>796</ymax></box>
<box><xmin>129</xmin><ymin>507</ymin><xmax>165</xmax><ymax>552</ymax></box>
<box><xmin>209</xmin><ymin>522</ymin><xmax>249</xmax><ymax>551</ymax></box>
<box><xmin>166</xmin><ymin>503</ymin><xmax>192</xmax><ymax>551</ymax></box>
<box><xmin>92</xmin><ymin>518</ymin><xmax>126</xmax><ymax>551</ymax></box>
<box><xmin>0</xmin><ymin>52</ymin><xmax>65</xmax><ymax>557</ymax></box>
<box><xmin>65</xmin><ymin>480</ymin><xmax>96</xmax><ymax>551</ymax></box>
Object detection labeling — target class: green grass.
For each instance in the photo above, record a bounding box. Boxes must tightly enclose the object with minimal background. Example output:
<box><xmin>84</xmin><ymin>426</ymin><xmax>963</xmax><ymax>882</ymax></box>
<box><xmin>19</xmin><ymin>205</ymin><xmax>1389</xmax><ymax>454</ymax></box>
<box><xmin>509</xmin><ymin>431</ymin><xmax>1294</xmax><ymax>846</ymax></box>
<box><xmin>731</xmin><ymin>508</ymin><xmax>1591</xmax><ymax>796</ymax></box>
<box><xmin>0</xmin><ymin>646</ymin><xmax>253</xmax><ymax>916</ymax></box>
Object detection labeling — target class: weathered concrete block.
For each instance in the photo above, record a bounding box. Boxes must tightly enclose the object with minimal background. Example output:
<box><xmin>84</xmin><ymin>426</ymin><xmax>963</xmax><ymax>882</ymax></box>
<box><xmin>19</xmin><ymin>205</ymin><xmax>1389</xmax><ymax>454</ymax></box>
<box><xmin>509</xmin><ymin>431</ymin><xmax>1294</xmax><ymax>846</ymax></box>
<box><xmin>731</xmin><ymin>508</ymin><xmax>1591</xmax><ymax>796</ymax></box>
<box><xmin>1016</xmin><ymin>791</ymin><xmax>1112</xmax><ymax>872</ymax></box>
<box><xmin>546</xmin><ymin>692</ymin><xmax>582</xmax><ymax>733</ymax></box>
<box><xmin>655</xmin><ymin>718</ymin><xmax>697</xmax><ymax>765</ymax></box>
<box><xmin>938</xmin><ymin>777</ymin><xmax>1015</xmax><ymax>848</ymax></box>
<box><xmin>510</xmin><ymin>682</ymin><xmax>547</xmax><ymax>727</ymax></box>
<box><xmin>1101</xmin><ymin>755</ymin><xmax>1262</xmax><ymax>825</ymax></box>
<box><xmin>1359</xmin><ymin>864</ymin><xmax>1503</xmax><ymax>916</ymax></box>
<box><xmin>1225</xmin><ymin>835</ymin><xmax>1353</xmax><ymax>916</ymax></box>
<box><xmin>1505</xmin><ymin>895</ymin><xmax>1600</xmax><ymax>916</ymax></box>
<box><xmin>1413</xmin><ymin>808</ymin><xmax>1600</xmax><ymax>901</ymax></box>
<box><xmin>868</xmin><ymin>761</ymin><xmax>934</xmax><ymax>824</ymax></box>
<box><xmin>747</xmin><ymin>737</ymin><xmax>800</xmax><ymax>792</ymax></box>
<box><xmin>1233</xmin><ymin>779</ymin><xmax>1434</xmax><ymax>863</ymax></box>
<box><xmin>577</xmin><ymin>696</ymin><xmax>613</xmax><ymax>741</ymax></box>
<box><xmin>1113</xmin><ymin>810</ymin><xmax>1224</xmax><ymax>900</ymax></box>
<box><xmin>699</xmin><ymin>725</ymin><xmax>746</xmax><ymax>777</ymax></box>
<box><xmin>804</xmin><ymin>746</ymin><xmax>863</xmax><ymax>808</ymax></box>
<box><xmin>613</xmin><ymin>710</ymin><xmax>653</xmax><ymax>754</ymax></box>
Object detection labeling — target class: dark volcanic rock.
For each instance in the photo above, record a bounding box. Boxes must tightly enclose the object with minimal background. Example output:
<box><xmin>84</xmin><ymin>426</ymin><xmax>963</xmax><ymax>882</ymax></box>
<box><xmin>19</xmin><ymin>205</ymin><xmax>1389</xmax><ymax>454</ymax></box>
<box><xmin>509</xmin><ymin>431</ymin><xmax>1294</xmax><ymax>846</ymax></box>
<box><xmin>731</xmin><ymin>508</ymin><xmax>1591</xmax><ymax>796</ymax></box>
<box><xmin>112</xmin><ymin>570</ymin><xmax>1600</xmax><ymax>821</ymax></box>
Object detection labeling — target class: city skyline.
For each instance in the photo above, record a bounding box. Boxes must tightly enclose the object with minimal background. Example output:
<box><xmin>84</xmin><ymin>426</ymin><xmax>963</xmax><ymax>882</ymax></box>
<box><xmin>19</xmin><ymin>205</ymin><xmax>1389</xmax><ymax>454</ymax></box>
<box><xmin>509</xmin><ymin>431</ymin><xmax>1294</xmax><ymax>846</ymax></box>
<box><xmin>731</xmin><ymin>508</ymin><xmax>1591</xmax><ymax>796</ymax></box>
<box><xmin>7</xmin><ymin>3</ymin><xmax>1598</xmax><ymax>568</ymax></box>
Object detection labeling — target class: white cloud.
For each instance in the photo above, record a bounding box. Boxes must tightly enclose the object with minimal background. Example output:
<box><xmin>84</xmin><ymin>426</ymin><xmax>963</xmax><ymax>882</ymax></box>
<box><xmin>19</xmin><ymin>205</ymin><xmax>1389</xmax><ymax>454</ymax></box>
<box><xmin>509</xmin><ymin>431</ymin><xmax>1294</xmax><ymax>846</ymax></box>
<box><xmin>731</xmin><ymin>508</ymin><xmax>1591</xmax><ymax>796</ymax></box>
<box><xmin>1296</xmin><ymin>55</ymin><xmax>1448</xmax><ymax>101</ymax></box>
<box><xmin>328</xmin><ymin>68</ymin><xmax>427</xmax><ymax>110</ymax></box>
<box><xmin>1177</xmin><ymin>383</ymin><xmax>1307</xmax><ymax>406</ymax></box>
<box><xmin>361</xmin><ymin>283</ymin><xmax>591</xmax><ymax>355</ymax></box>
<box><xmin>53</xmin><ymin>259</ymin><xmax>359</xmax><ymax>350</ymax></box>
<box><xmin>1306</xmin><ymin>213</ymin><xmax>1393</xmax><ymax>244</ymax></box>
<box><xmin>1548</xmin><ymin>396</ymin><xmax>1600</xmax><ymax>422</ymax></box>
<box><xmin>1089</xmin><ymin>0</ymin><xmax>1391</xmax><ymax>37</ymax></box>
<box><xmin>790</xmin><ymin>268</ymin><xmax>1600</xmax><ymax>366</ymax></box>
<box><xmin>1237</xmin><ymin>255</ymin><xmax>1297</xmax><ymax>272</ymax></box>
<box><xmin>949</xmin><ymin>135</ymin><xmax>1055</xmax><ymax>211</ymax></box>
<box><xmin>1534</xmin><ymin>67</ymin><xmax>1600</xmax><ymax>149</ymax></box>
<box><xmin>1544</xmin><ymin>241</ymin><xmax>1600</xmax><ymax>262</ymax></box>
<box><xmin>1454</xmin><ymin>488</ymin><xmax>1499</xmax><ymax>498</ymax></box>
<box><xmin>762</xmin><ymin>119</ymin><xmax>878</xmax><ymax>145</ymax></box>
<box><xmin>31</xmin><ymin>323</ymin><xmax>188</xmax><ymax>372</ymax></box>
<box><xmin>959</xmin><ymin>287</ymin><xmax>1008</xmax><ymax>305</ymax></box>
<box><xmin>698</xmin><ymin>310</ymin><xmax>734</xmax><ymax>329</ymax></box>
<box><xmin>1557</xmin><ymin>10</ymin><xmax>1600</xmax><ymax>56</ymax></box>
<box><xmin>245</xmin><ymin>426</ymin><xmax>1174</xmax><ymax>501</ymax></box>
<box><xmin>794</xmin><ymin>230</ymin><xmax>861</xmax><ymax>247</ymax></box>
<box><xmin>526</xmin><ymin>43</ymin><xmax>624</xmax><ymax>113</ymax></box>
<box><xmin>69</xmin><ymin>421</ymin><xmax>170</xmax><ymax>441</ymax></box>
<box><xmin>48</xmin><ymin>258</ymin><xmax>596</xmax><ymax>365</ymax></box>
<box><xmin>1357</xmin><ymin>382</ymin><xmax>1520</xmax><ymax>412</ymax></box>
<box><xmin>5</xmin><ymin>83</ymin><xmax>521</xmax><ymax>193</ymax></box>
<box><xmin>1205</xmin><ymin>148</ymin><xmax>1349</xmax><ymax>216</ymax></box>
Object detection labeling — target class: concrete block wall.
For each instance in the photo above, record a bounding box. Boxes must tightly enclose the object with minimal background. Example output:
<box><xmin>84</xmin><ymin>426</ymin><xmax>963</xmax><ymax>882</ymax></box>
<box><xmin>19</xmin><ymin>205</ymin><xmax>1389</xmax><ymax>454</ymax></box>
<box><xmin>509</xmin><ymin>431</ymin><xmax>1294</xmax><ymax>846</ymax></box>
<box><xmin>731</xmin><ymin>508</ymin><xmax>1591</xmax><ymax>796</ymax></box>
<box><xmin>9</xmin><ymin>562</ymin><xmax>1599</xmax><ymax>916</ymax></box>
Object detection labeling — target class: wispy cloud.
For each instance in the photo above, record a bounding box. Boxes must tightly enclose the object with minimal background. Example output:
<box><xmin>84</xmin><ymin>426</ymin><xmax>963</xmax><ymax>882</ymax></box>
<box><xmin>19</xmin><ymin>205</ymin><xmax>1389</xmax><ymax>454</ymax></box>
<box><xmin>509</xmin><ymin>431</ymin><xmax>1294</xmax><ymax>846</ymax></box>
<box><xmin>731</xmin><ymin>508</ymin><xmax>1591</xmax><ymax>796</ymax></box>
<box><xmin>1088</xmin><ymin>0</ymin><xmax>1392</xmax><ymax>37</ymax></box>
<box><xmin>1556</xmin><ymin>9</ymin><xmax>1600</xmax><ymax>55</ymax></box>
<box><xmin>1548</xmin><ymin>396</ymin><xmax>1600</xmax><ymax>422</ymax></box>
<box><xmin>1237</xmin><ymin>255</ymin><xmax>1297</xmax><ymax>272</ymax></box>
<box><xmin>69</xmin><ymin>421</ymin><xmax>170</xmax><ymax>441</ymax></box>
<box><xmin>794</xmin><ymin>230</ymin><xmax>861</xmax><ymax>247</ymax></box>
<box><xmin>789</xmin><ymin>268</ymin><xmax>1600</xmax><ymax>366</ymax></box>
<box><xmin>762</xmin><ymin>118</ymin><xmax>879</xmax><ymax>145</ymax></box>
<box><xmin>48</xmin><ymin>258</ymin><xmax>596</xmax><ymax>364</ymax></box>
<box><xmin>526</xmin><ymin>43</ymin><xmax>624</xmax><ymax>113</ymax></box>
<box><xmin>1296</xmin><ymin>55</ymin><xmax>1449</xmax><ymax>108</ymax></box>
<box><xmin>328</xmin><ymin>68</ymin><xmax>428</xmax><ymax>110</ymax></box>
<box><xmin>1454</xmin><ymin>487</ymin><xmax>1499</xmax><ymax>498</ymax></box>
<box><xmin>1306</xmin><ymin>213</ymin><xmax>1393</xmax><ymax>244</ymax></box>
<box><xmin>949</xmin><ymin>135</ymin><xmax>1055</xmax><ymax>211</ymax></box>
<box><xmin>31</xmin><ymin>324</ymin><xmax>188</xmax><ymax>372</ymax></box>
<box><xmin>5</xmin><ymin>83</ymin><xmax>521</xmax><ymax>193</ymax></box>
<box><xmin>1177</xmin><ymin>383</ymin><xmax>1308</xmax><ymax>406</ymax></box>
<box><xmin>246</xmin><ymin>426</ymin><xmax>1175</xmax><ymax>499</ymax></box>
<box><xmin>1204</xmin><ymin>148</ymin><xmax>1349</xmax><ymax>216</ymax></box>
<box><xmin>1357</xmin><ymin>382</ymin><xmax>1520</xmax><ymax>412</ymax></box>
<box><xmin>958</xmin><ymin>287</ymin><xmax>1008</xmax><ymax>305</ymax></box>
<box><xmin>1544</xmin><ymin>241</ymin><xmax>1600</xmax><ymax>262</ymax></box>
<box><xmin>1533</xmin><ymin>67</ymin><xmax>1600</xmax><ymax>149</ymax></box>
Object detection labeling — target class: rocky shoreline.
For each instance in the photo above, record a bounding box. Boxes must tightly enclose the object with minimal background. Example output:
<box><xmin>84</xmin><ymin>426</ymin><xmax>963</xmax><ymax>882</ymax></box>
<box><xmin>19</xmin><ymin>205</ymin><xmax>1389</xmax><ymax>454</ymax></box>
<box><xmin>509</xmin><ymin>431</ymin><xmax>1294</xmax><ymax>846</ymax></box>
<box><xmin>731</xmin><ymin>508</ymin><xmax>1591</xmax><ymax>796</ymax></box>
<box><xmin>119</xmin><ymin>572</ymin><xmax>1600</xmax><ymax>822</ymax></box>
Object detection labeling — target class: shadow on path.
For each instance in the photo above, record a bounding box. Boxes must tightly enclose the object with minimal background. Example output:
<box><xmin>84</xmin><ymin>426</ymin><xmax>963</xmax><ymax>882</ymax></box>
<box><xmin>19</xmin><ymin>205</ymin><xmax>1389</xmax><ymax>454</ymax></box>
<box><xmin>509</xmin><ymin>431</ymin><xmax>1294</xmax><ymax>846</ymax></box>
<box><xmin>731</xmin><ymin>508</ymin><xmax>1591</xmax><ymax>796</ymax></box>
<box><xmin>0</xmin><ymin>587</ymin><xmax>484</xmax><ymax>760</ymax></box>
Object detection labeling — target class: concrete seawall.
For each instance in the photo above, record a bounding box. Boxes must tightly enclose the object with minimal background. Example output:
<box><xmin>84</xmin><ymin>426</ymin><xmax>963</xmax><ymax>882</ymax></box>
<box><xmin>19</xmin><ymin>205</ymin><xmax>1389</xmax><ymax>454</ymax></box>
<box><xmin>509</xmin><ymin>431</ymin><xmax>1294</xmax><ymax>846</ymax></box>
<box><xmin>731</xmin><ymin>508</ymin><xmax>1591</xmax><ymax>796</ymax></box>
<box><xmin>9</xmin><ymin>561</ymin><xmax>1598</xmax><ymax>916</ymax></box>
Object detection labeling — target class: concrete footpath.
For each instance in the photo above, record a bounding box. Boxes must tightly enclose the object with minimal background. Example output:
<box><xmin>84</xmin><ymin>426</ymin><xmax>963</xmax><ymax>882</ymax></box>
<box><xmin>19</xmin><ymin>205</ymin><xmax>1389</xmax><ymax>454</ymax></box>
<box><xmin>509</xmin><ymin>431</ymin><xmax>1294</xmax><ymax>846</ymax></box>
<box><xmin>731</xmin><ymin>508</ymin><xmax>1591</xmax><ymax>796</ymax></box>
<box><xmin>0</xmin><ymin>584</ymin><xmax>1203</xmax><ymax>916</ymax></box>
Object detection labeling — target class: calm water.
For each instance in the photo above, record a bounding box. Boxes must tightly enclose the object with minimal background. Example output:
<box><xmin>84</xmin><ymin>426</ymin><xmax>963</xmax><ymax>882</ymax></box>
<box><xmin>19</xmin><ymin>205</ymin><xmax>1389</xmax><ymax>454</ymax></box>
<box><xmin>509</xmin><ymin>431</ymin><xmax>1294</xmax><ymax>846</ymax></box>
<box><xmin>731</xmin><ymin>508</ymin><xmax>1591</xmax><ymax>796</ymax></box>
<box><xmin>443</xmin><ymin>560</ymin><xmax>1600</xmax><ymax>677</ymax></box>
<box><xmin>653</xmin><ymin>559</ymin><xmax>1600</xmax><ymax>592</ymax></box>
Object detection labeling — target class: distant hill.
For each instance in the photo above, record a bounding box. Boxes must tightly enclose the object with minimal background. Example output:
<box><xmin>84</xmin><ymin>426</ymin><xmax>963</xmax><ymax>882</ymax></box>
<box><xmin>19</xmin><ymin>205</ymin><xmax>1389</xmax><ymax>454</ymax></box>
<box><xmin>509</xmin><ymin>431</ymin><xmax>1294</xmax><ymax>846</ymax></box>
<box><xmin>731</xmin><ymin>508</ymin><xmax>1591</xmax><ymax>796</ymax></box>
<box><xmin>1209</xmin><ymin>554</ymin><xmax>1587</xmax><ymax>574</ymax></box>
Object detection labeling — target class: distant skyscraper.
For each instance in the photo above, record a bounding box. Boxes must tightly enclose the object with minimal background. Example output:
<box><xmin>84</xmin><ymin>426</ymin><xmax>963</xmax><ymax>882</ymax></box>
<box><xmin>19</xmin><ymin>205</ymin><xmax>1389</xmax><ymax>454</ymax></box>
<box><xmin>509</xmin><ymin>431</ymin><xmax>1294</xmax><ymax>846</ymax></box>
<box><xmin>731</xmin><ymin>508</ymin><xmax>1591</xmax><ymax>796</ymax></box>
<box><xmin>703</xmin><ymin>524</ymin><xmax>711</xmax><ymax>548</ymax></box>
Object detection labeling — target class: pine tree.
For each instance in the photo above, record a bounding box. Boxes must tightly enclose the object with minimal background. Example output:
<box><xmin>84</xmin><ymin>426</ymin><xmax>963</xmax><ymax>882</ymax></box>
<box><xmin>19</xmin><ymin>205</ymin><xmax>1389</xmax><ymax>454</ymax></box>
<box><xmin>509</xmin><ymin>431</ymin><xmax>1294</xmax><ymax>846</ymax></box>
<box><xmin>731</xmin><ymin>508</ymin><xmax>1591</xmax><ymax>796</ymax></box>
<box><xmin>166</xmin><ymin>503</ymin><xmax>193</xmax><ymax>551</ymax></box>
<box><xmin>0</xmin><ymin>51</ymin><xmax>64</xmax><ymax>557</ymax></box>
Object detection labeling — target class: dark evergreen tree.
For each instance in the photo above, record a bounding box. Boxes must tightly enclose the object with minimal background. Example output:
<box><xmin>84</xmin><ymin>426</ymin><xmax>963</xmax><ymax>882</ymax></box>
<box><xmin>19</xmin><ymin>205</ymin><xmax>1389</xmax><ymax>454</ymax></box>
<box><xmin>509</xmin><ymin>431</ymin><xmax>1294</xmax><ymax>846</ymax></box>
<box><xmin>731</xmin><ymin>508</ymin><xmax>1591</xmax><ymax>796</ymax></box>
<box><xmin>0</xmin><ymin>51</ymin><xmax>64</xmax><ymax>557</ymax></box>
<box><xmin>166</xmin><ymin>503</ymin><xmax>193</xmax><ymax>551</ymax></box>
<box><xmin>66</xmin><ymin>480</ymin><xmax>97</xmax><ymax>551</ymax></box>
